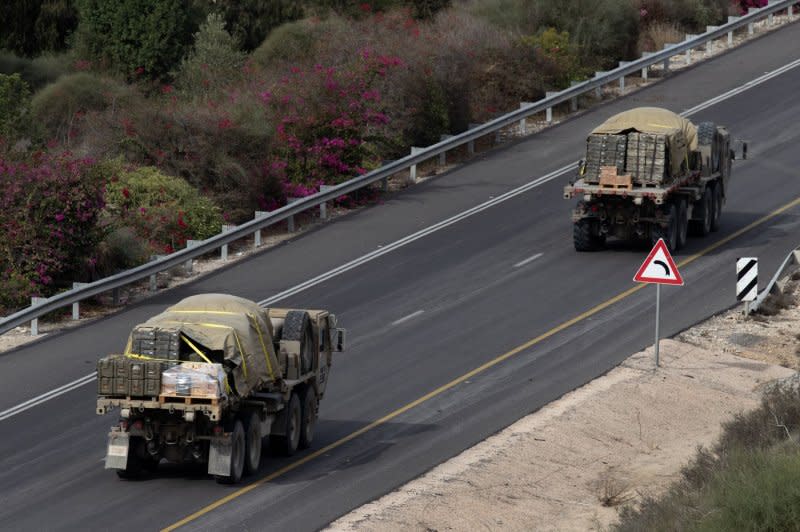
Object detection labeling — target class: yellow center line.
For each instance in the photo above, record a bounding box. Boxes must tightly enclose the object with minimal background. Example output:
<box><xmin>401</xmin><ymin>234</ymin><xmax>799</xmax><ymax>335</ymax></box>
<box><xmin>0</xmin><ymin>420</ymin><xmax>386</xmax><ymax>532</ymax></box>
<box><xmin>162</xmin><ymin>195</ymin><xmax>800</xmax><ymax>532</ymax></box>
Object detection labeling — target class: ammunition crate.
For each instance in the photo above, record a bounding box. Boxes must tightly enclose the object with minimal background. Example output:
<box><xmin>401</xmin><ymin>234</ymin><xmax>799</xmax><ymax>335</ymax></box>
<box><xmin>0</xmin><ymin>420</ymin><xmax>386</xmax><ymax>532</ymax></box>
<box><xmin>626</xmin><ymin>133</ymin><xmax>667</xmax><ymax>185</ymax></box>
<box><xmin>584</xmin><ymin>134</ymin><xmax>627</xmax><ymax>183</ymax></box>
<box><xmin>98</xmin><ymin>377</ymin><xmax>114</xmax><ymax>396</ymax></box>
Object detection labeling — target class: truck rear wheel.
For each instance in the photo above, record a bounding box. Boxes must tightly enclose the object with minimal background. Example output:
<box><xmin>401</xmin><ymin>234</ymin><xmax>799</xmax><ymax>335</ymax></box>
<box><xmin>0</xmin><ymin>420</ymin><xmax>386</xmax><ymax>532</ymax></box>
<box><xmin>573</xmin><ymin>219</ymin><xmax>604</xmax><ymax>251</ymax></box>
<box><xmin>677</xmin><ymin>199</ymin><xmax>688</xmax><ymax>250</ymax></box>
<box><xmin>710</xmin><ymin>184</ymin><xmax>722</xmax><ymax>232</ymax></box>
<box><xmin>244</xmin><ymin>412</ymin><xmax>262</xmax><ymax>475</ymax></box>
<box><xmin>270</xmin><ymin>392</ymin><xmax>301</xmax><ymax>456</ymax></box>
<box><xmin>652</xmin><ymin>204</ymin><xmax>678</xmax><ymax>253</ymax></box>
<box><xmin>215</xmin><ymin>420</ymin><xmax>245</xmax><ymax>484</ymax></box>
<box><xmin>116</xmin><ymin>437</ymin><xmax>148</xmax><ymax>479</ymax></box>
<box><xmin>690</xmin><ymin>187</ymin><xmax>713</xmax><ymax>237</ymax></box>
<box><xmin>299</xmin><ymin>387</ymin><xmax>318</xmax><ymax>450</ymax></box>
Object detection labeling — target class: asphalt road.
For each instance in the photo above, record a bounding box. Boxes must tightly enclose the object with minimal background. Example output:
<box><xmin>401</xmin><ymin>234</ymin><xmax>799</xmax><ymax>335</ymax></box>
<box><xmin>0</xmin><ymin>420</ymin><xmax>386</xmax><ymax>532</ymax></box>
<box><xmin>2</xmin><ymin>22</ymin><xmax>800</xmax><ymax>531</ymax></box>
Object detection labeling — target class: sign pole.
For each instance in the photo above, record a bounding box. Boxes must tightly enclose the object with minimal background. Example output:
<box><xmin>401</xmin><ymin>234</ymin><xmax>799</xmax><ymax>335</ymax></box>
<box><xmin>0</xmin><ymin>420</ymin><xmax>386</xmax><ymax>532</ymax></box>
<box><xmin>654</xmin><ymin>283</ymin><xmax>661</xmax><ymax>367</ymax></box>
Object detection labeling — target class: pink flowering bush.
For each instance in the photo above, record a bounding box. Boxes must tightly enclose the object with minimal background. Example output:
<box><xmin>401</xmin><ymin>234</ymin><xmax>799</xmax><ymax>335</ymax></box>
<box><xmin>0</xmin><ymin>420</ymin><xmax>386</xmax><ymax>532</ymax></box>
<box><xmin>262</xmin><ymin>52</ymin><xmax>402</xmax><ymax>194</ymax></box>
<box><xmin>0</xmin><ymin>152</ymin><xmax>105</xmax><ymax>312</ymax></box>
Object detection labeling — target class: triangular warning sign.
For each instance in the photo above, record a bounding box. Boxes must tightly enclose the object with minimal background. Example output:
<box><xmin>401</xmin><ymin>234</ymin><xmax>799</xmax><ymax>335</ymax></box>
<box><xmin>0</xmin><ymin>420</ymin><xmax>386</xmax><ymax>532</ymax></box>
<box><xmin>633</xmin><ymin>239</ymin><xmax>684</xmax><ymax>285</ymax></box>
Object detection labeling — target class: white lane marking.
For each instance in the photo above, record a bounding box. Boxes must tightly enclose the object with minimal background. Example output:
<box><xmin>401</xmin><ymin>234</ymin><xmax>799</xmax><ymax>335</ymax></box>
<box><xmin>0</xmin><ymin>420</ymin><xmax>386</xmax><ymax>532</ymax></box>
<box><xmin>681</xmin><ymin>57</ymin><xmax>800</xmax><ymax>116</ymax></box>
<box><xmin>259</xmin><ymin>165</ymin><xmax>573</xmax><ymax>307</ymax></box>
<box><xmin>0</xmin><ymin>372</ymin><xmax>96</xmax><ymax>422</ymax></box>
<box><xmin>513</xmin><ymin>253</ymin><xmax>544</xmax><ymax>268</ymax></box>
<box><xmin>391</xmin><ymin>310</ymin><xmax>425</xmax><ymax>326</ymax></box>
<box><xmin>6</xmin><ymin>56</ymin><xmax>800</xmax><ymax>422</ymax></box>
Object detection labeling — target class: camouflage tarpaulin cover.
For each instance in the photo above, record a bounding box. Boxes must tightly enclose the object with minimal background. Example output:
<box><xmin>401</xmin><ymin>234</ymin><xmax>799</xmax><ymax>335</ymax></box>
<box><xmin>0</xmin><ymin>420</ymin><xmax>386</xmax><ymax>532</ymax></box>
<box><xmin>127</xmin><ymin>294</ymin><xmax>280</xmax><ymax>397</ymax></box>
<box><xmin>592</xmin><ymin>107</ymin><xmax>698</xmax><ymax>178</ymax></box>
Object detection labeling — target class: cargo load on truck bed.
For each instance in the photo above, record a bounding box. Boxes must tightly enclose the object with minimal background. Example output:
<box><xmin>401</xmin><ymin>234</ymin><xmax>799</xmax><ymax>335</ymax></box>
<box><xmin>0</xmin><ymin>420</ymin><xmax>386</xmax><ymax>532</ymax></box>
<box><xmin>582</xmin><ymin>107</ymin><xmax>698</xmax><ymax>186</ymax></box>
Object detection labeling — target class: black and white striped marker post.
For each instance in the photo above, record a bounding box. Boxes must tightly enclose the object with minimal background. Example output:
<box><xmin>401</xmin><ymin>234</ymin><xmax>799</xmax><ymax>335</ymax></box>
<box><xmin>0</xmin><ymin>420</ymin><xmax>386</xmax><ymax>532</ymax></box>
<box><xmin>736</xmin><ymin>257</ymin><xmax>758</xmax><ymax>313</ymax></box>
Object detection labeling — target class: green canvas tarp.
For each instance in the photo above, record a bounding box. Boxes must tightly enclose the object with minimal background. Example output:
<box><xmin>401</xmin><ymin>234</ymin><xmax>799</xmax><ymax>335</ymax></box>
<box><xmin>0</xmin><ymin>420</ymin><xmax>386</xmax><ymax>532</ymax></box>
<box><xmin>591</xmin><ymin>108</ymin><xmax>697</xmax><ymax>180</ymax></box>
<box><xmin>126</xmin><ymin>294</ymin><xmax>280</xmax><ymax>397</ymax></box>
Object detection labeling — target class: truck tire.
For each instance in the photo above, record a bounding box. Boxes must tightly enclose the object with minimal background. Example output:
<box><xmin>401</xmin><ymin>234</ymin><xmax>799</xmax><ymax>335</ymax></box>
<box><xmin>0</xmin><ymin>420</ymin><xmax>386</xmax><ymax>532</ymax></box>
<box><xmin>116</xmin><ymin>437</ymin><xmax>147</xmax><ymax>479</ymax></box>
<box><xmin>690</xmin><ymin>187</ymin><xmax>713</xmax><ymax>237</ymax></box>
<box><xmin>677</xmin><ymin>199</ymin><xmax>689</xmax><ymax>250</ymax></box>
<box><xmin>573</xmin><ymin>219</ymin><xmax>604</xmax><ymax>251</ymax></box>
<box><xmin>243</xmin><ymin>412</ymin><xmax>262</xmax><ymax>475</ymax></box>
<box><xmin>215</xmin><ymin>419</ymin><xmax>245</xmax><ymax>484</ymax></box>
<box><xmin>283</xmin><ymin>311</ymin><xmax>313</xmax><ymax>374</ymax></box>
<box><xmin>299</xmin><ymin>387</ymin><xmax>318</xmax><ymax>450</ymax></box>
<box><xmin>652</xmin><ymin>204</ymin><xmax>678</xmax><ymax>253</ymax></box>
<box><xmin>697</xmin><ymin>122</ymin><xmax>718</xmax><ymax>175</ymax></box>
<box><xmin>270</xmin><ymin>392</ymin><xmax>301</xmax><ymax>456</ymax></box>
<box><xmin>710</xmin><ymin>184</ymin><xmax>722</xmax><ymax>232</ymax></box>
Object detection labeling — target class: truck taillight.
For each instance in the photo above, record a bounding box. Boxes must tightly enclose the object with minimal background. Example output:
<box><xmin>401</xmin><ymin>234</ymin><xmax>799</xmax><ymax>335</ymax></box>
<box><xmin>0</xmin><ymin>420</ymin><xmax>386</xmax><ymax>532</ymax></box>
<box><xmin>212</xmin><ymin>425</ymin><xmax>223</xmax><ymax>435</ymax></box>
<box><xmin>132</xmin><ymin>420</ymin><xmax>144</xmax><ymax>430</ymax></box>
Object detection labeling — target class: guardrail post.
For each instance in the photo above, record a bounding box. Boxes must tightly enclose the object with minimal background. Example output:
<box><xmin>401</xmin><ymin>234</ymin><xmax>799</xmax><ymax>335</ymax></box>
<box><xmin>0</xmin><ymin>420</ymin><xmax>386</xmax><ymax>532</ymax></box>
<box><xmin>287</xmin><ymin>197</ymin><xmax>300</xmax><ymax>232</ymax></box>
<box><xmin>790</xmin><ymin>4</ymin><xmax>794</xmax><ymax>20</ymax></box>
<box><xmin>72</xmin><ymin>282</ymin><xmax>87</xmax><ymax>320</ymax></box>
<box><xmin>149</xmin><ymin>255</ymin><xmax>163</xmax><ymax>292</ymax></box>
<box><xmin>569</xmin><ymin>82</ymin><xmax>580</xmax><ymax>111</ymax></box>
<box><xmin>640</xmin><ymin>53</ymin><xmax>653</xmax><ymax>81</ymax></box>
<box><xmin>31</xmin><ymin>296</ymin><xmax>44</xmax><ymax>335</ymax></box>
<box><xmin>319</xmin><ymin>185</ymin><xmax>334</xmax><ymax>220</ymax></box>
<box><xmin>705</xmin><ymin>27</ymin><xmax>718</xmax><ymax>55</ymax></box>
<box><xmin>768</xmin><ymin>12</ymin><xmax>773</xmax><ymax>25</ymax></box>
<box><xmin>409</xmin><ymin>147</ymin><xmax>424</xmax><ymax>184</ymax></box>
<box><xmin>185</xmin><ymin>239</ymin><xmax>200</xmax><ymax>273</ymax></box>
<box><xmin>684</xmin><ymin>36</ymin><xmax>697</xmax><ymax>65</ymax></box>
<box><xmin>519</xmin><ymin>102</ymin><xmax>533</xmax><ymax>134</ymax></box>
<box><xmin>112</xmin><ymin>287</ymin><xmax>121</xmax><ymax>306</ymax></box>
<box><xmin>253</xmin><ymin>211</ymin><xmax>268</xmax><ymax>248</ymax></box>
<box><xmin>593</xmin><ymin>72</ymin><xmax>604</xmax><ymax>98</ymax></box>
<box><xmin>468</xmin><ymin>123</ymin><xmax>480</xmax><ymax>155</ymax></box>
<box><xmin>545</xmin><ymin>92</ymin><xmax>558</xmax><ymax>123</ymax></box>
<box><xmin>748</xmin><ymin>21</ymin><xmax>754</xmax><ymax>35</ymax></box>
<box><xmin>220</xmin><ymin>224</ymin><xmax>236</xmax><ymax>260</ymax></box>
<box><xmin>439</xmin><ymin>135</ymin><xmax>452</xmax><ymax>165</ymax></box>
<box><xmin>618</xmin><ymin>62</ymin><xmax>631</xmax><ymax>92</ymax></box>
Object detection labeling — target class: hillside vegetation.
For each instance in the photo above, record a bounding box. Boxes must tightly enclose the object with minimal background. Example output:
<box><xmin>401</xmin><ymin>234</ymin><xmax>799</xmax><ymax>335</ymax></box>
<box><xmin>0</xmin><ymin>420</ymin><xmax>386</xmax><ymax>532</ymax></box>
<box><xmin>0</xmin><ymin>0</ymin><xmax>766</xmax><ymax>311</ymax></box>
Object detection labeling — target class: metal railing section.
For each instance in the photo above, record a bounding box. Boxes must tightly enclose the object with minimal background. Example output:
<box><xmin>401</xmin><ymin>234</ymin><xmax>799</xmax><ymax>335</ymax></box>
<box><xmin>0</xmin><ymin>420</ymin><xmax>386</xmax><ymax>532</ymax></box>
<box><xmin>2</xmin><ymin>0</ymin><xmax>796</xmax><ymax>336</ymax></box>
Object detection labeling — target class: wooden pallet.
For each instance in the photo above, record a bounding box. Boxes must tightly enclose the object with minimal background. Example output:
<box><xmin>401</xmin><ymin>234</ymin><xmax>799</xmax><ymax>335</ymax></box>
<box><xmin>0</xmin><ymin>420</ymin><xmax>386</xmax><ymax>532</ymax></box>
<box><xmin>159</xmin><ymin>394</ymin><xmax>220</xmax><ymax>406</ymax></box>
<box><xmin>598</xmin><ymin>166</ymin><xmax>632</xmax><ymax>190</ymax></box>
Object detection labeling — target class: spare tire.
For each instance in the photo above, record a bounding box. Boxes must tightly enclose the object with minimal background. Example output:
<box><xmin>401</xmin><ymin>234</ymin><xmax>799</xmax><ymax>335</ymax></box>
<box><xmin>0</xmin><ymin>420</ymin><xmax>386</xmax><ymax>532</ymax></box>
<box><xmin>697</xmin><ymin>122</ymin><xmax>718</xmax><ymax>175</ymax></box>
<box><xmin>282</xmin><ymin>311</ymin><xmax>313</xmax><ymax>374</ymax></box>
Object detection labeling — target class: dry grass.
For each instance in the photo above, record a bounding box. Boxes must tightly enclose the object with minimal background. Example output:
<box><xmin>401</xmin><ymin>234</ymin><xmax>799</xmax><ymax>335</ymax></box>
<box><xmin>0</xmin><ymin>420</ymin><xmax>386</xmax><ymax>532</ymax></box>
<box><xmin>638</xmin><ymin>21</ymin><xmax>685</xmax><ymax>54</ymax></box>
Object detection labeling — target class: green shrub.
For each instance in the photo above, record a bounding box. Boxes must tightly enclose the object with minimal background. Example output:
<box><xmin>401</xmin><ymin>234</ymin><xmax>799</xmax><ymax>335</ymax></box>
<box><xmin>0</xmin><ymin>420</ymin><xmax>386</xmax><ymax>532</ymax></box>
<box><xmin>0</xmin><ymin>73</ymin><xmax>31</xmax><ymax>143</ymax></box>
<box><xmin>639</xmin><ymin>0</ymin><xmax>731</xmax><ymax>32</ymax></box>
<box><xmin>218</xmin><ymin>0</ymin><xmax>305</xmax><ymax>51</ymax></box>
<box><xmin>0</xmin><ymin>0</ymin><xmax>78</xmax><ymax>57</ymax></box>
<box><xmin>74</xmin><ymin>0</ymin><xmax>192</xmax><ymax>79</ymax></box>
<box><xmin>251</xmin><ymin>17</ymin><xmax>349</xmax><ymax>67</ymax></box>
<box><xmin>92</xmin><ymin>225</ymin><xmax>150</xmax><ymax>278</ymax></box>
<box><xmin>696</xmin><ymin>447</ymin><xmax>800</xmax><ymax>531</ymax></box>
<box><xmin>519</xmin><ymin>27</ymin><xmax>587</xmax><ymax>89</ymax></box>
<box><xmin>175</xmin><ymin>13</ymin><xmax>246</xmax><ymax>98</ymax></box>
<box><xmin>0</xmin><ymin>51</ymin><xmax>72</xmax><ymax>90</ymax></box>
<box><xmin>30</xmin><ymin>72</ymin><xmax>135</xmax><ymax>144</ymax></box>
<box><xmin>102</xmin><ymin>161</ymin><xmax>223</xmax><ymax>253</ymax></box>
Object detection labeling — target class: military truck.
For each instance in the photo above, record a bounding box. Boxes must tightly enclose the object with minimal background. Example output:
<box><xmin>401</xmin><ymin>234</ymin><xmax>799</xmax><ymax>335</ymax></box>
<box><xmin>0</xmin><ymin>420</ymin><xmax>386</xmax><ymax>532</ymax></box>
<box><xmin>96</xmin><ymin>294</ymin><xmax>345</xmax><ymax>483</ymax></box>
<box><xmin>564</xmin><ymin>107</ymin><xmax>743</xmax><ymax>252</ymax></box>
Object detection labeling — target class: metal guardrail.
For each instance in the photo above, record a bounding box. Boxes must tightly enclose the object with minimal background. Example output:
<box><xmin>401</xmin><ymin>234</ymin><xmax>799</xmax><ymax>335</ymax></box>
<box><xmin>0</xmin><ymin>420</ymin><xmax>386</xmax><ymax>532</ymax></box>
<box><xmin>749</xmin><ymin>245</ymin><xmax>800</xmax><ymax>314</ymax></box>
<box><xmin>2</xmin><ymin>0</ymin><xmax>796</xmax><ymax>336</ymax></box>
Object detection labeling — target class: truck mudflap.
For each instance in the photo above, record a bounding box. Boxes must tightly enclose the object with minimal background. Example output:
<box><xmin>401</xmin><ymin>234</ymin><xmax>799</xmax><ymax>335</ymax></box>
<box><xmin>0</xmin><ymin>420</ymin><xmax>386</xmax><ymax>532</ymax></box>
<box><xmin>105</xmin><ymin>428</ymin><xmax>129</xmax><ymax>470</ymax></box>
<box><xmin>208</xmin><ymin>434</ymin><xmax>233</xmax><ymax>476</ymax></box>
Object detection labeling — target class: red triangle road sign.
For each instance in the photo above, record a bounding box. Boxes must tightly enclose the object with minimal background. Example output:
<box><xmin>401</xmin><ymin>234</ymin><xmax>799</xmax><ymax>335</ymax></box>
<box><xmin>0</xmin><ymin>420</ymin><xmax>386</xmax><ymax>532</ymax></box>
<box><xmin>633</xmin><ymin>238</ymin><xmax>684</xmax><ymax>286</ymax></box>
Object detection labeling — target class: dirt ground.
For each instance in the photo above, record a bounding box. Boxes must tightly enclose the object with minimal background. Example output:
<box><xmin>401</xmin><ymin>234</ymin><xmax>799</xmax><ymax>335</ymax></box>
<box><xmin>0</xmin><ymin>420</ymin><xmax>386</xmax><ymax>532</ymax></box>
<box><xmin>326</xmin><ymin>281</ymin><xmax>800</xmax><ymax>532</ymax></box>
